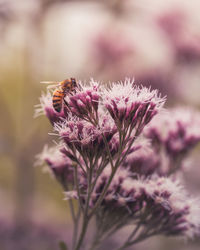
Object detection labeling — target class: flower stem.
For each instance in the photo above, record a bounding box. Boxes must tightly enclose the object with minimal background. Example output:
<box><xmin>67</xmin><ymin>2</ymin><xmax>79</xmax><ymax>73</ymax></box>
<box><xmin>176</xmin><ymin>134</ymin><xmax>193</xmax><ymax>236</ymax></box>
<box><xmin>88</xmin><ymin>165</ymin><xmax>118</xmax><ymax>218</ymax></box>
<box><xmin>74</xmin><ymin>164</ymin><xmax>84</xmax><ymax>212</ymax></box>
<box><xmin>116</xmin><ymin>229</ymin><xmax>156</xmax><ymax>250</ymax></box>
<box><xmin>74</xmin><ymin>217</ymin><xmax>89</xmax><ymax>250</ymax></box>
<box><xmin>72</xmin><ymin>206</ymin><xmax>81</xmax><ymax>249</ymax></box>
<box><xmin>74</xmin><ymin>158</ymin><xmax>94</xmax><ymax>250</ymax></box>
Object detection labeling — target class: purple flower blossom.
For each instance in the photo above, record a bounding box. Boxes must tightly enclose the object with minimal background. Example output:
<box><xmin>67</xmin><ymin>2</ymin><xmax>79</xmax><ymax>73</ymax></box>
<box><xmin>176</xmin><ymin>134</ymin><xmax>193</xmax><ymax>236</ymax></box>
<box><xmin>142</xmin><ymin>107</ymin><xmax>200</xmax><ymax>175</ymax></box>
<box><xmin>91</xmin><ymin>28</ymin><xmax>134</xmax><ymax>71</ymax></box>
<box><xmin>36</xmin><ymin>145</ymin><xmax>74</xmax><ymax>186</ymax></box>
<box><xmin>65</xmin><ymin>80</ymin><xmax>100</xmax><ymax>123</ymax></box>
<box><xmin>34</xmin><ymin>92</ymin><xmax>65</xmax><ymax>124</ymax></box>
<box><xmin>157</xmin><ymin>10</ymin><xmax>200</xmax><ymax>63</ymax></box>
<box><xmin>145</xmin><ymin>107</ymin><xmax>200</xmax><ymax>159</ymax></box>
<box><xmin>92</xmin><ymin>167</ymin><xmax>200</xmax><ymax>239</ymax></box>
<box><xmin>122</xmin><ymin>138</ymin><xmax>160</xmax><ymax>175</ymax></box>
<box><xmin>102</xmin><ymin>79</ymin><xmax>165</xmax><ymax>134</ymax></box>
<box><xmin>54</xmin><ymin>113</ymin><xmax>116</xmax><ymax>161</ymax></box>
<box><xmin>36</xmin><ymin>78</ymin><xmax>200</xmax><ymax>249</ymax></box>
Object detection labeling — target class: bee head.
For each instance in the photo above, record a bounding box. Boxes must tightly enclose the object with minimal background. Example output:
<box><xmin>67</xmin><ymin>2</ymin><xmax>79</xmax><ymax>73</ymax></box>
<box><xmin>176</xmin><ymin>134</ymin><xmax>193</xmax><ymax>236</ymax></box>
<box><xmin>60</xmin><ymin>78</ymin><xmax>77</xmax><ymax>91</ymax></box>
<box><xmin>70</xmin><ymin>78</ymin><xmax>77</xmax><ymax>88</ymax></box>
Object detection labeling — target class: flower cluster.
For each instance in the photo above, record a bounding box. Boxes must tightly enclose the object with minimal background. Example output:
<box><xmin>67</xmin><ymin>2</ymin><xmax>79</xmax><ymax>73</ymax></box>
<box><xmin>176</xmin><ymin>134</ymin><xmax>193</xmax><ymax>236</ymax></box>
<box><xmin>122</xmin><ymin>137</ymin><xmax>160</xmax><ymax>176</ymax></box>
<box><xmin>65</xmin><ymin>80</ymin><xmax>100</xmax><ymax>123</ymax></box>
<box><xmin>157</xmin><ymin>10</ymin><xmax>200</xmax><ymax>63</ymax></box>
<box><xmin>54</xmin><ymin>114</ymin><xmax>116</xmax><ymax>162</ymax></box>
<box><xmin>144</xmin><ymin>107</ymin><xmax>200</xmax><ymax>175</ymax></box>
<box><xmin>92</xmin><ymin>167</ymin><xmax>200</xmax><ymax>239</ymax></box>
<box><xmin>35</xmin><ymin>91</ymin><xmax>66</xmax><ymax>124</ymax></box>
<box><xmin>102</xmin><ymin>80</ymin><xmax>165</xmax><ymax>134</ymax></box>
<box><xmin>36</xmin><ymin>145</ymin><xmax>74</xmax><ymax>187</ymax></box>
<box><xmin>36</xmin><ymin>79</ymin><xmax>200</xmax><ymax>250</ymax></box>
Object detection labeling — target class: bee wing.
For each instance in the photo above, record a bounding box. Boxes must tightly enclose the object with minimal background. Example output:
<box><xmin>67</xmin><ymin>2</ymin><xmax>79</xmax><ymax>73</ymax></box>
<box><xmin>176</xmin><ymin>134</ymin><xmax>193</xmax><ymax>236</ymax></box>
<box><xmin>40</xmin><ymin>81</ymin><xmax>59</xmax><ymax>89</ymax></box>
<box><xmin>47</xmin><ymin>84</ymin><xmax>59</xmax><ymax>89</ymax></box>
<box><xmin>40</xmin><ymin>81</ymin><xmax>56</xmax><ymax>84</ymax></box>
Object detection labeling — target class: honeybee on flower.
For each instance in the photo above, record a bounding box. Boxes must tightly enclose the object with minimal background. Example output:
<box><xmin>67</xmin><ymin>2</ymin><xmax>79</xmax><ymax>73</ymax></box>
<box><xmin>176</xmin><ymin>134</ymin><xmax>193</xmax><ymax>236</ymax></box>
<box><xmin>41</xmin><ymin>78</ymin><xmax>77</xmax><ymax>113</ymax></box>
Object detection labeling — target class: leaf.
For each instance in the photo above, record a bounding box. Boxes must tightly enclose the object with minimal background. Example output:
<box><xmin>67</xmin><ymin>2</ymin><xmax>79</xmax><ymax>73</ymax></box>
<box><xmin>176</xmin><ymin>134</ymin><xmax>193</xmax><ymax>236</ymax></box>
<box><xmin>59</xmin><ymin>241</ymin><xmax>68</xmax><ymax>250</ymax></box>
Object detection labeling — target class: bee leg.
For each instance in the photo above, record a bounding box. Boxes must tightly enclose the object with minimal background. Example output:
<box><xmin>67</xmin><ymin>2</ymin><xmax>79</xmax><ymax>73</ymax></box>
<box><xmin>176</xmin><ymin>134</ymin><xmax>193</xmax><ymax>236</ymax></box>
<box><xmin>63</xmin><ymin>99</ymin><xmax>68</xmax><ymax>106</ymax></box>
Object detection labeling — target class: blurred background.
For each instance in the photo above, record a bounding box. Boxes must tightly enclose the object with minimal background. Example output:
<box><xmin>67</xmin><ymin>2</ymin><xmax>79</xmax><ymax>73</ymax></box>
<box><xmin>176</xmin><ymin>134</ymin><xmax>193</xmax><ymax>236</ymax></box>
<box><xmin>0</xmin><ymin>0</ymin><xmax>200</xmax><ymax>249</ymax></box>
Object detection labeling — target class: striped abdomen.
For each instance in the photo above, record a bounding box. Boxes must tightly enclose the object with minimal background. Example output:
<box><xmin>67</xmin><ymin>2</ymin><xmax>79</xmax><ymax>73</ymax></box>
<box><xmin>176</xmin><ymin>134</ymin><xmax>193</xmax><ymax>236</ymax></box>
<box><xmin>52</xmin><ymin>88</ymin><xmax>64</xmax><ymax>113</ymax></box>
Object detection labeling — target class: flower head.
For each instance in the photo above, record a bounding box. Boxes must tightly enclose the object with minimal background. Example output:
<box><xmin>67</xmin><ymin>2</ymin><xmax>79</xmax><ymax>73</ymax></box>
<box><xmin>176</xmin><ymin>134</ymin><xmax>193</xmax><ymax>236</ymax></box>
<box><xmin>145</xmin><ymin>107</ymin><xmax>200</xmax><ymax>158</ymax></box>
<box><xmin>92</xmin><ymin>169</ymin><xmax>200</xmax><ymax>239</ymax></box>
<box><xmin>102</xmin><ymin>79</ymin><xmax>165</xmax><ymax>134</ymax></box>
<box><xmin>36</xmin><ymin>145</ymin><xmax>74</xmax><ymax>186</ymax></box>
<box><xmin>37</xmin><ymin>78</ymin><xmax>200</xmax><ymax>248</ymax></box>
<box><xmin>65</xmin><ymin>79</ymin><xmax>100</xmax><ymax>123</ymax></box>
<box><xmin>34</xmin><ymin>92</ymin><xmax>65</xmax><ymax>124</ymax></box>
<box><xmin>92</xmin><ymin>28</ymin><xmax>134</xmax><ymax>67</ymax></box>
<box><xmin>54</xmin><ymin>113</ymin><xmax>116</xmax><ymax>161</ymax></box>
<box><xmin>122</xmin><ymin>137</ymin><xmax>160</xmax><ymax>175</ymax></box>
<box><xmin>145</xmin><ymin>177</ymin><xmax>200</xmax><ymax>238</ymax></box>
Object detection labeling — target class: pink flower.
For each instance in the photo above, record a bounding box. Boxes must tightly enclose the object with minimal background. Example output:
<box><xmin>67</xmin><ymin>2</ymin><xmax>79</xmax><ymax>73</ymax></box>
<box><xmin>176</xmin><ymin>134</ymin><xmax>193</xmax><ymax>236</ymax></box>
<box><xmin>36</xmin><ymin>145</ymin><xmax>74</xmax><ymax>186</ymax></box>
<box><xmin>145</xmin><ymin>107</ymin><xmax>200</xmax><ymax>158</ymax></box>
<box><xmin>91</xmin><ymin>168</ymin><xmax>200</xmax><ymax>239</ymax></box>
<box><xmin>102</xmin><ymin>79</ymin><xmax>165</xmax><ymax>134</ymax></box>
<box><xmin>91</xmin><ymin>28</ymin><xmax>134</xmax><ymax>69</ymax></box>
<box><xmin>37</xmin><ymin>78</ymin><xmax>200</xmax><ymax>247</ymax></box>
<box><xmin>34</xmin><ymin>92</ymin><xmax>65</xmax><ymax>124</ymax></box>
<box><xmin>54</xmin><ymin>113</ymin><xmax>116</xmax><ymax>161</ymax></box>
<box><xmin>65</xmin><ymin>79</ymin><xmax>100</xmax><ymax>123</ymax></box>
<box><xmin>157</xmin><ymin>10</ymin><xmax>200</xmax><ymax>63</ymax></box>
<box><xmin>122</xmin><ymin>137</ymin><xmax>160</xmax><ymax>175</ymax></box>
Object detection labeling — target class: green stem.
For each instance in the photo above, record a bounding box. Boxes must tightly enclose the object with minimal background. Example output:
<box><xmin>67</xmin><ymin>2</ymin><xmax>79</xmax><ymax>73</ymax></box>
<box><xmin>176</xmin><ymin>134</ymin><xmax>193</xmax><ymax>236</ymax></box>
<box><xmin>88</xmin><ymin>226</ymin><xmax>102</xmax><ymax>250</ymax></box>
<box><xmin>74</xmin><ymin>156</ymin><xmax>94</xmax><ymax>250</ymax></box>
<box><xmin>72</xmin><ymin>116</ymin><xmax>144</xmax><ymax>249</ymax></box>
<box><xmin>116</xmin><ymin>227</ymin><xmax>156</xmax><ymax>250</ymax></box>
<box><xmin>74</xmin><ymin>217</ymin><xmax>90</xmax><ymax>250</ymax></box>
<box><xmin>101</xmin><ymin>133</ymin><xmax>115</xmax><ymax>170</ymax></box>
<box><xmin>125</xmin><ymin>223</ymin><xmax>141</xmax><ymax>243</ymax></box>
<box><xmin>72</xmin><ymin>206</ymin><xmax>81</xmax><ymax>249</ymax></box>
<box><xmin>68</xmin><ymin>196</ymin><xmax>76</xmax><ymax>223</ymax></box>
<box><xmin>62</xmin><ymin>182</ymin><xmax>78</xmax><ymax>249</ymax></box>
<box><xmin>74</xmin><ymin>164</ymin><xmax>84</xmax><ymax>212</ymax></box>
<box><xmin>89</xmin><ymin>165</ymin><xmax>118</xmax><ymax>218</ymax></box>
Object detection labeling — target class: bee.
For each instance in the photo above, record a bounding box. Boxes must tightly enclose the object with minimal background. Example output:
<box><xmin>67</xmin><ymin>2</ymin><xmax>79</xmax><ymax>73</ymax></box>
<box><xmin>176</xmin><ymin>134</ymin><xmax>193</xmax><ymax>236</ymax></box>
<box><xmin>42</xmin><ymin>78</ymin><xmax>77</xmax><ymax>113</ymax></box>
